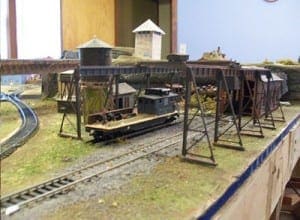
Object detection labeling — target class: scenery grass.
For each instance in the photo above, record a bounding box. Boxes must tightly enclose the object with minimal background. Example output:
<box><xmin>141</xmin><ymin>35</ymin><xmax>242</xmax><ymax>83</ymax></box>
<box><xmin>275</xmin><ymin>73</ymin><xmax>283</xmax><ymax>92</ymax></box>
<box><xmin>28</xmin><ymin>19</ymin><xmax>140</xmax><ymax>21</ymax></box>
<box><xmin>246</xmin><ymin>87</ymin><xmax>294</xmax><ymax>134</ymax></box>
<box><xmin>44</xmin><ymin>104</ymin><xmax>300</xmax><ymax>219</ymax></box>
<box><xmin>2</xmin><ymin>96</ymin><xmax>299</xmax><ymax>219</ymax></box>
<box><xmin>1</xmin><ymin>99</ymin><xmax>97</xmax><ymax>194</ymax></box>
<box><xmin>0</xmin><ymin>102</ymin><xmax>21</xmax><ymax>141</ymax></box>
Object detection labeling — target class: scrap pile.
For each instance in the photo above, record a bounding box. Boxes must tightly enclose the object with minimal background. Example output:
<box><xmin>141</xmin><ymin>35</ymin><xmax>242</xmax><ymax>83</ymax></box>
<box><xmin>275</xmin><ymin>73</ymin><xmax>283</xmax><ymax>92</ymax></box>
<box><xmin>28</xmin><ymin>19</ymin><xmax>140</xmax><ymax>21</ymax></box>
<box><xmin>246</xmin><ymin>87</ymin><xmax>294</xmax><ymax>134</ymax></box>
<box><xmin>190</xmin><ymin>84</ymin><xmax>217</xmax><ymax>114</ymax></box>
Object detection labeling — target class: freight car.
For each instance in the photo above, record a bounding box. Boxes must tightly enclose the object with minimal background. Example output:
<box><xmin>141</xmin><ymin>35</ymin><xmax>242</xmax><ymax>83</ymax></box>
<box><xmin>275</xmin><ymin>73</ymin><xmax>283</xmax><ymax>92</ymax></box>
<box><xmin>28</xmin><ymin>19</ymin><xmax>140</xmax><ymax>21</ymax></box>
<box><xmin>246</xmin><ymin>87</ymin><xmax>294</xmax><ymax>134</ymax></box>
<box><xmin>241</xmin><ymin>68</ymin><xmax>285</xmax><ymax>117</ymax></box>
<box><xmin>85</xmin><ymin>88</ymin><xmax>179</xmax><ymax>140</ymax></box>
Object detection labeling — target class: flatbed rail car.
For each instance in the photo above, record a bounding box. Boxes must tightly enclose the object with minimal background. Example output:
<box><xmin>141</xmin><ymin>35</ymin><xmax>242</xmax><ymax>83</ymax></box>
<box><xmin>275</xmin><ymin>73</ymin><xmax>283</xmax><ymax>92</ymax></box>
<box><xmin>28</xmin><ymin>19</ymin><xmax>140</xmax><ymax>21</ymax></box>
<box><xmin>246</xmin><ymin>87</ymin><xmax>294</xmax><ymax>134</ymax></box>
<box><xmin>85</xmin><ymin>88</ymin><xmax>179</xmax><ymax>140</ymax></box>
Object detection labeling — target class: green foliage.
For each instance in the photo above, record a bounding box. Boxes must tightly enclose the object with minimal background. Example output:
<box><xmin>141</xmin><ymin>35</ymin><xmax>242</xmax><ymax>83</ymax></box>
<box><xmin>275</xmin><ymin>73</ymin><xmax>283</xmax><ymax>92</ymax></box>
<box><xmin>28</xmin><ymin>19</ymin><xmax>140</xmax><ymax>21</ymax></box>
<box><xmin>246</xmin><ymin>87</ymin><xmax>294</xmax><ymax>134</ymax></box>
<box><xmin>200</xmin><ymin>47</ymin><xmax>226</xmax><ymax>61</ymax></box>
<box><xmin>0</xmin><ymin>102</ymin><xmax>21</xmax><ymax>140</ymax></box>
<box><xmin>190</xmin><ymin>94</ymin><xmax>216</xmax><ymax>113</ymax></box>
<box><xmin>82</xmin><ymin>87</ymin><xmax>108</xmax><ymax>123</ymax></box>
<box><xmin>276</xmin><ymin>58</ymin><xmax>297</xmax><ymax>65</ymax></box>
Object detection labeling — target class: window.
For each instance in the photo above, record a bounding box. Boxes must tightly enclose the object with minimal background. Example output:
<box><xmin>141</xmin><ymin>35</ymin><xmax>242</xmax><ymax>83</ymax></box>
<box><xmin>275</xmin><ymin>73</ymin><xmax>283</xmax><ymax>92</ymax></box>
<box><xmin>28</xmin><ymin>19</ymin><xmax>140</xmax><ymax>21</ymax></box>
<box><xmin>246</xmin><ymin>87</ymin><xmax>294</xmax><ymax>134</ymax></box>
<box><xmin>0</xmin><ymin>0</ymin><xmax>61</xmax><ymax>59</ymax></box>
<box><xmin>0</xmin><ymin>0</ymin><xmax>9</xmax><ymax>58</ymax></box>
<box><xmin>16</xmin><ymin>0</ymin><xmax>61</xmax><ymax>58</ymax></box>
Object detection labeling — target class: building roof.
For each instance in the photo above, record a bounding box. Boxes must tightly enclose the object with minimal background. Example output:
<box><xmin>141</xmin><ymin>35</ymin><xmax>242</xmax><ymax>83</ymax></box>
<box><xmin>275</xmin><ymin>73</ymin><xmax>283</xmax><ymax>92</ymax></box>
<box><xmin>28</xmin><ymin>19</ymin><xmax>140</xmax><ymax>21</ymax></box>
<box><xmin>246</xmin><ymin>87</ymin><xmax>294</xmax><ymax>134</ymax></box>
<box><xmin>132</xmin><ymin>19</ymin><xmax>165</xmax><ymax>35</ymax></box>
<box><xmin>112</xmin><ymin>82</ymin><xmax>136</xmax><ymax>95</ymax></box>
<box><xmin>139</xmin><ymin>92</ymin><xmax>177</xmax><ymax>100</ymax></box>
<box><xmin>77</xmin><ymin>37</ymin><xmax>112</xmax><ymax>49</ymax></box>
<box><xmin>242</xmin><ymin>65</ymin><xmax>269</xmax><ymax>71</ymax></box>
<box><xmin>260</xmin><ymin>73</ymin><xmax>284</xmax><ymax>82</ymax></box>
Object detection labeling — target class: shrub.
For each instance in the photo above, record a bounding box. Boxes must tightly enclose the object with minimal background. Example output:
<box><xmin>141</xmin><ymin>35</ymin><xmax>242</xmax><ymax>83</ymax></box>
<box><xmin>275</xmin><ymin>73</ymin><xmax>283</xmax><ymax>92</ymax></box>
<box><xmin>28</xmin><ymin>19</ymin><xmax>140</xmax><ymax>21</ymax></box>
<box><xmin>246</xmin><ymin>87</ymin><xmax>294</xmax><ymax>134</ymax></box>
<box><xmin>276</xmin><ymin>59</ymin><xmax>297</xmax><ymax>65</ymax></box>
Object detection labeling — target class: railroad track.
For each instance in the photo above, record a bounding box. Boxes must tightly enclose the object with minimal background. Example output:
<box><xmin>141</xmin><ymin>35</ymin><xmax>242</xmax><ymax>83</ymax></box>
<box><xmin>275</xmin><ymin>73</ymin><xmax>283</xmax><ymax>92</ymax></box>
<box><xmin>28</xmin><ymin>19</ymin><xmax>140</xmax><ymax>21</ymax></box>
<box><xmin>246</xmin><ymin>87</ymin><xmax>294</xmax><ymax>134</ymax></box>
<box><xmin>0</xmin><ymin>131</ymin><xmax>184</xmax><ymax>215</ymax></box>
<box><xmin>0</xmin><ymin>95</ymin><xmax>38</xmax><ymax>159</ymax></box>
<box><xmin>100</xmin><ymin>119</ymin><xmax>184</xmax><ymax>145</ymax></box>
<box><xmin>0</xmin><ymin>117</ymin><xmax>217</xmax><ymax>215</ymax></box>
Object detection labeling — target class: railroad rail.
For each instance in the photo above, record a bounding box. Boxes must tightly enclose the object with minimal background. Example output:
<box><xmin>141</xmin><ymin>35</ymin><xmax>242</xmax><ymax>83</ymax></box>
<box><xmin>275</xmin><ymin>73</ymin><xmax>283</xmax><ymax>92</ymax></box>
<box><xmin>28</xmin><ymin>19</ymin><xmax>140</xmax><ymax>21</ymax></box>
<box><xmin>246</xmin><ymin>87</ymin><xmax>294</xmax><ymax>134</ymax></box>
<box><xmin>1</xmin><ymin>56</ymin><xmax>285</xmax><ymax>165</ymax></box>
<box><xmin>0</xmin><ymin>94</ymin><xmax>38</xmax><ymax>159</ymax></box>
<box><xmin>0</xmin><ymin>117</ymin><xmax>218</xmax><ymax>215</ymax></box>
<box><xmin>0</xmin><ymin>132</ymin><xmax>181</xmax><ymax>215</ymax></box>
<box><xmin>76</xmin><ymin>58</ymin><xmax>281</xmax><ymax>165</ymax></box>
<box><xmin>100</xmin><ymin>120</ymin><xmax>184</xmax><ymax>145</ymax></box>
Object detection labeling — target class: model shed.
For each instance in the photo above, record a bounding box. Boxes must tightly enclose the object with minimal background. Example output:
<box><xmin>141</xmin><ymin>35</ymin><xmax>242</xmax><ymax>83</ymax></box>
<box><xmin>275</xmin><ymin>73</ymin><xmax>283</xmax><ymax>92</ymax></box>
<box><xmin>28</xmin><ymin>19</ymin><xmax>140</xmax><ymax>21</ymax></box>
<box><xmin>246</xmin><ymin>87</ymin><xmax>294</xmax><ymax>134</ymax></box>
<box><xmin>113</xmin><ymin>82</ymin><xmax>136</xmax><ymax>109</ymax></box>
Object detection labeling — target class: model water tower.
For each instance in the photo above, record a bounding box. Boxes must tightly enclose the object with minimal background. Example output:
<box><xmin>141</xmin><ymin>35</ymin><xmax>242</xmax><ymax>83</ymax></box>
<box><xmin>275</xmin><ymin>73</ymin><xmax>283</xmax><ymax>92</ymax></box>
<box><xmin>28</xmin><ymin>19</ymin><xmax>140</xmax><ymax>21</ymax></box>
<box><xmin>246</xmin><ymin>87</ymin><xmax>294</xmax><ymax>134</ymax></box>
<box><xmin>133</xmin><ymin>19</ymin><xmax>165</xmax><ymax>60</ymax></box>
<box><xmin>77</xmin><ymin>37</ymin><xmax>112</xmax><ymax>66</ymax></box>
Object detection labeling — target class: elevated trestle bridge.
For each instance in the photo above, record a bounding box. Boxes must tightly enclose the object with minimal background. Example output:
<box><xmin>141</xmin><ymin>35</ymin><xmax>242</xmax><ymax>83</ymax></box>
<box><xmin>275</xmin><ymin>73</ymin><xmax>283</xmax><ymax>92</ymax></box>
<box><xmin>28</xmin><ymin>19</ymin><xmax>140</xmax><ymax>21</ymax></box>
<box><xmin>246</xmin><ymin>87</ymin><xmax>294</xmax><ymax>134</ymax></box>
<box><xmin>0</xmin><ymin>56</ymin><xmax>285</xmax><ymax>165</ymax></box>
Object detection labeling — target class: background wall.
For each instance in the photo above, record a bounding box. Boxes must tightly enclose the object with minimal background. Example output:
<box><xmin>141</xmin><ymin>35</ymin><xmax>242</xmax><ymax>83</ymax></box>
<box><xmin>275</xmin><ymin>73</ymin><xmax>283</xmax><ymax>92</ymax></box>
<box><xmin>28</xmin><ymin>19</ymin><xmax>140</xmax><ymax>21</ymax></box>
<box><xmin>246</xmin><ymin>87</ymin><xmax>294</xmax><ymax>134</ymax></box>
<box><xmin>116</xmin><ymin>0</ymin><xmax>158</xmax><ymax>48</ymax></box>
<box><xmin>116</xmin><ymin>0</ymin><xmax>174</xmax><ymax>59</ymax></box>
<box><xmin>159</xmin><ymin>0</ymin><xmax>171</xmax><ymax>58</ymax></box>
<box><xmin>62</xmin><ymin>0</ymin><xmax>115</xmax><ymax>50</ymax></box>
<box><xmin>178</xmin><ymin>0</ymin><xmax>300</xmax><ymax>63</ymax></box>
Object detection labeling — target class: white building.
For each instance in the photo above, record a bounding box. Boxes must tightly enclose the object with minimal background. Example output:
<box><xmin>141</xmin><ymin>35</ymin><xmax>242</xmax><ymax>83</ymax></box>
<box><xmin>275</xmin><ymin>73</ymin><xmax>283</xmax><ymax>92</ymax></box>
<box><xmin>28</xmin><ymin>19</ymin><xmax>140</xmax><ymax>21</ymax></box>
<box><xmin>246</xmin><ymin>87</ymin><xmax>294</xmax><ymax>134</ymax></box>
<box><xmin>132</xmin><ymin>19</ymin><xmax>165</xmax><ymax>60</ymax></box>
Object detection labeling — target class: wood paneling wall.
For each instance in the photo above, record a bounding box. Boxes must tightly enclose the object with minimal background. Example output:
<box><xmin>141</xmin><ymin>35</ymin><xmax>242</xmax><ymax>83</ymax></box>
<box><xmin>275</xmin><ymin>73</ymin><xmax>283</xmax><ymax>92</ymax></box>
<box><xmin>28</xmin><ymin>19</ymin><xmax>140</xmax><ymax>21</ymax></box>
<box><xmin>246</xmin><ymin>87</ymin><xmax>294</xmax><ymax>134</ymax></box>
<box><xmin>159</xmin><ymin>0</ymin><xmax>171</xmax><ymax>58</ymax></box>
<box><xmin>115</xmin><ymin>0</ymin><xmax>158</xmax><ymax>47</ymax></box>
<box><xmin>61</xmin><ymin>0</ymin><xmax>115</xmax><ymax>50</ymax></box>
<box><xmin>171</xmin><ymin>0</ymin><xmax>177</xmax><ymax>53</ymax></box>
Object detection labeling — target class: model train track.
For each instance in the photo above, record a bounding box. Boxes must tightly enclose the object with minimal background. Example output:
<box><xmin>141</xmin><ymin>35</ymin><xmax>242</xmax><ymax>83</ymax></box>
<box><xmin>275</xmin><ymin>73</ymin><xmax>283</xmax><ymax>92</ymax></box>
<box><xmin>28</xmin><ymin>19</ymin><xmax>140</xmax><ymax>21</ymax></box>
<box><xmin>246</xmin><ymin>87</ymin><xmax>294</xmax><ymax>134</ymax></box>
<box><xmin>0</xmin><ymin>95</ymin><xmax>39</xmax><ymax>159</ymax></box>
<box><xmin>0</xmin><ymin>117</ymin><xmax>218</xmax><ymax>215</ymax></box>
<box><xmin>101</xmin><ymin>114</ymin><xmax>218</xmax><ymax>145</ymax></box>
<box><xmin>0</xmin><ymin>131</ymin><xmax>185</xmax><ymax>214</ymax></box>
<box><xmin>100</xmin><ymin>119</ymin><xmax>184</xmax><ymax>145</ymax></box>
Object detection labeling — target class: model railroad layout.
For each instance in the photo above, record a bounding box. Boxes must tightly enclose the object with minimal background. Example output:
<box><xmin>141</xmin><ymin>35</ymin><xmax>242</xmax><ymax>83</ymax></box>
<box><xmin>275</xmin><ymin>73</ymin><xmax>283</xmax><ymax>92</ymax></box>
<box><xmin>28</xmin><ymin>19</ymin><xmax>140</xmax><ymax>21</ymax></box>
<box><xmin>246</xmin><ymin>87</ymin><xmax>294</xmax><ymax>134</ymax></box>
<box><xmin>1</xmin><ymin>55</ymin><xmax>287</xmax><ymax>166</ymax></box>
<box><xmin>0</xmin><ymin>56</ymin><xmax>287</xmax><ymax>166</ymax></box>
<box><xmin>73</xmin><ymin>57</ymin><xmax>286</xmax><ymax>165</ymax></box>
<box><xmin>0</xmin><ymin>94</ymin><xmax>38</xmax><ymax>159</ymax></box>
<box><xmin>0</xmin><ymin>117</ymin><xmax>217</xmax><ymax>215</ymax></box>
<box><xmin>0</xmin><ymin>54</ymin><xmax>290</xmax><ymax>217</ymax></box>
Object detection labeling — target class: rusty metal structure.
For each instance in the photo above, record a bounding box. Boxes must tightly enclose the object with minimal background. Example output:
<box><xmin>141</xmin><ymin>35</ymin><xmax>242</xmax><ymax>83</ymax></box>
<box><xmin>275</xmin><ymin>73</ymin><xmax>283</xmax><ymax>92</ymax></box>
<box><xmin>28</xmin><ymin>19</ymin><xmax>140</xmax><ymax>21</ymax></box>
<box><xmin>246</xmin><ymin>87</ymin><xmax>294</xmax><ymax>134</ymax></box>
<box><xmin>75</xmin><ymin>55</ymin><xmax>285</xmax><ymax>165</ymax></box>
<box><xmin>0</xmin><ymin>56</ymin><xmax>286</xmax><ymax>166</ymax></box>
<box><xmin>58</xmin><ymin>69</ymin><xmax>82</xmax><ymax>139</ymax></box>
